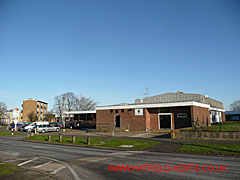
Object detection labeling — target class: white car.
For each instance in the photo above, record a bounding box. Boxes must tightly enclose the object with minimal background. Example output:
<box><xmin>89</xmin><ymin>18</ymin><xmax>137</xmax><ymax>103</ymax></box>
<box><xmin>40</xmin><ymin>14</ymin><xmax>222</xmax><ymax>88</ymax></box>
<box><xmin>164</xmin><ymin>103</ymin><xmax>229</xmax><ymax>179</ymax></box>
<box><xmin>33</xmin><ymin>124</ymin><xmax>60</xmax><ymax>133</ymax></box>
<box><xmin>24</xmin><ymin>121</ymin><xmax>49</xmax><ymax>132</ymax></box>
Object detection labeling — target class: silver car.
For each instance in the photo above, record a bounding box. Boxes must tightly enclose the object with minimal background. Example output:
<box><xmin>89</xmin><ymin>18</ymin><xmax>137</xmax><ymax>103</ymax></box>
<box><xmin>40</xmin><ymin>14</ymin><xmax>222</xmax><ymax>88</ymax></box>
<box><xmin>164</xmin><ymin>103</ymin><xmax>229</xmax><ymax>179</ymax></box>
<box><xmin>33</xmin><ymin>124</ymin><xmax>60</xmax><ymax>133</ymax></box>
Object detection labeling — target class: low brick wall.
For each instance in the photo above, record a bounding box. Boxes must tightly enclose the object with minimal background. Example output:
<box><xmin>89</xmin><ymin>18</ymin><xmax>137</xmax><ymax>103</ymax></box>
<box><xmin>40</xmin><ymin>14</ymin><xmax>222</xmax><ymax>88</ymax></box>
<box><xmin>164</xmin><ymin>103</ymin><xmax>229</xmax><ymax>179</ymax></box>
<box><xmin>173</xmin><ymin>131</ymin><xmax>240</xmax><ymax>140</ymax></box>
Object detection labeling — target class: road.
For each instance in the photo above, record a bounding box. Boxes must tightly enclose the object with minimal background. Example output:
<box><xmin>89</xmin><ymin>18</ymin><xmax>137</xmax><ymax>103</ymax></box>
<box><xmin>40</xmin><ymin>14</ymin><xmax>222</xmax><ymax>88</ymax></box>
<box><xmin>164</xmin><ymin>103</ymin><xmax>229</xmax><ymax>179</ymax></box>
<box><xmin>0</xmin><ymin>136</ymin><xmax>239</xmax><ymax>180</ymax></box>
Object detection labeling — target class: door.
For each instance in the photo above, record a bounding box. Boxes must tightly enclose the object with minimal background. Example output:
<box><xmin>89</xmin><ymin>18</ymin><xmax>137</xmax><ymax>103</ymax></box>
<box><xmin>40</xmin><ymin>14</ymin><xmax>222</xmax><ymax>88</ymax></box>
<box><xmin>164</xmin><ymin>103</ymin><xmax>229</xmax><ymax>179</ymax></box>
<box><xmin>159</xmin><ymin>115</ymin><xmax>171</xmax><ymax>129</ymax></box>
<box><xmin>115</xmin><ymin>115</ymin><xmax>120</xmax><ymax>128</ymax></box>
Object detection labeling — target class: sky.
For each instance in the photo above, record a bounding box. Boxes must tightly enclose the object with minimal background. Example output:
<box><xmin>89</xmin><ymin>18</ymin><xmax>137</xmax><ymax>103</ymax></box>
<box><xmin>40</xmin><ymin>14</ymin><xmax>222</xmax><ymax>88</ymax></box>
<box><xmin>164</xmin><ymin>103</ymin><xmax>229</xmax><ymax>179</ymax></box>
<box><xmin>0</xmin><ymin>0</ymin><xmax>240</xmax><ymax>110</ymax></box>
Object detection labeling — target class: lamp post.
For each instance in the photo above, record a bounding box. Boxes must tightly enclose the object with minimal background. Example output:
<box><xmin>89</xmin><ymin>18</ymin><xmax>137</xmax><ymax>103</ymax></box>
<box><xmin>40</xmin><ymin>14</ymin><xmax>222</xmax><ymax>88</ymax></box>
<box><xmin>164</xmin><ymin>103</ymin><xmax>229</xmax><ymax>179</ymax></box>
<box><xmin>62</xmin><ymin>97</ymin><xmax>66</xmax><ymax>133</ymax></box>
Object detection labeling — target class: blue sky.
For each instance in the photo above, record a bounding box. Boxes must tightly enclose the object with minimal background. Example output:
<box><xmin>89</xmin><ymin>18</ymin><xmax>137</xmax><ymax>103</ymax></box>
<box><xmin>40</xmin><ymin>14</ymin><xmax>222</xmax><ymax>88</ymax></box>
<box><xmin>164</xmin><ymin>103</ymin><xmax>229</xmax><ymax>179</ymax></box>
<box><xmin>0</xmin><ymin>0</ymin><xmax>240</xmax><ymax>110</ymax></box>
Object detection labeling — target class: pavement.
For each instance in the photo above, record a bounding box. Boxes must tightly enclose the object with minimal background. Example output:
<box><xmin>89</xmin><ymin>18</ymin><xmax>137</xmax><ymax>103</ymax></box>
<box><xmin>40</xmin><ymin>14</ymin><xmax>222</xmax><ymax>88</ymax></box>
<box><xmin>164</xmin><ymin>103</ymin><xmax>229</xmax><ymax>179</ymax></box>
<box><xmin>0</xmin><ymin>129</ymin><xmax>240</xmax><ymax>179</ymax></box>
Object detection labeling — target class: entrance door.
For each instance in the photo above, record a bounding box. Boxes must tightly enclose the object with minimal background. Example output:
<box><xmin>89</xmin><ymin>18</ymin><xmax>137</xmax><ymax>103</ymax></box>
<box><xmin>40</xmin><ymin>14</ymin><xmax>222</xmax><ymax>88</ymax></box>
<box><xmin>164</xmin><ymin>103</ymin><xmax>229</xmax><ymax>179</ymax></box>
<box><xmin>115</xmin><ymin>115</ymin><xmax>120</xmax><ymax>128</ymax></box>
<box><xmin>159</xmin><ymin>115</ymin><xmax>171</xmax><ymax>129</ymax></box>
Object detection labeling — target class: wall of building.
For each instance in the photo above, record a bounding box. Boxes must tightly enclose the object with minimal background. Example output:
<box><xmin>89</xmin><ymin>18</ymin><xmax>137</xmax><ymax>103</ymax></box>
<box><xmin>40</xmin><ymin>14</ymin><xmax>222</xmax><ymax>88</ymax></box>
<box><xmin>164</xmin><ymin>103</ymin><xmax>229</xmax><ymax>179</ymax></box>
<box><xmin>23</xmin><ymin>100</ymin><xmax>37</xmax><ymax>122</ymax></box>
<box><xmin>96</xmin><ymin>105</ymin><xmax>213</xmax><ymax>131</ymax></box>
<box><xmin>147</xmin><ymin>106</ymin><xmax>192</xmax><ymax>130</ymax></box>
<box><xmin>23</xmin><ymin>100</ymin><xmax>47</xmax><ymax>122</ymax></box>
<box><xmin>191</xmin><ymin>106</ymin><xmax>210</xmax><ymax>127</ymax></box>
<box><xmin>96</xmin><ymin>108</ymin><xmax>146</xmax><ymax>131</ymax></box>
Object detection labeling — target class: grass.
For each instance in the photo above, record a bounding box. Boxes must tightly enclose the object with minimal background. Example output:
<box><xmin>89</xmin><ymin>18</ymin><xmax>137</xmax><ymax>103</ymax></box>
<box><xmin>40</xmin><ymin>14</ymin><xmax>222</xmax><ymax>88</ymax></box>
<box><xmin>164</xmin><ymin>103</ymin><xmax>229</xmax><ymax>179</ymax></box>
<box><xmin>0</xmin><ymin>163</ymin><xmax>21</xmax><ymax>177</ymax></box>
<box><xmin>0</xmin><ymin>131</ymin><xmax>20</xmax><ymax>136</ymax></box>
<box><xmin>178</xmin><ymin>143</ymin><xmax>240</xmax><ymax>155</ymax></box>
<box><xmin>206</xmin><ymin>121</ymin><xmax>240</xmax><ymax>132</ymax></box>
<box><xmin>181</xmin><ymin>121</ymin><xmax>240</xmax><ymax>132</ymax></box>
<box><xmin>26</xmin><ymin>135</ymin><xmax>159</xmax><ymax>149</ymax></box>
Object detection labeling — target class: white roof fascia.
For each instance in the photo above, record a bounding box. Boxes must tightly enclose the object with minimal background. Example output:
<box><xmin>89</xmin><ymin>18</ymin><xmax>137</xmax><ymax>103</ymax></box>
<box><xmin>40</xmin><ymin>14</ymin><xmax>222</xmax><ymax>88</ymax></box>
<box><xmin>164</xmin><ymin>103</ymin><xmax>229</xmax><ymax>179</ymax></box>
<box><xmin>96</xmin><ymin>101</ymin><xmax>211</xmax><ymax>110</ymax></box>
<box><xmin>209</xmin><ymin>107</ymin><xmax>225</xmax><ymax>112</ymax></box>
<box><xmin>64</xmin><ymin>110</ymin><xmax>96</xmax><ymax>115</ymax></box>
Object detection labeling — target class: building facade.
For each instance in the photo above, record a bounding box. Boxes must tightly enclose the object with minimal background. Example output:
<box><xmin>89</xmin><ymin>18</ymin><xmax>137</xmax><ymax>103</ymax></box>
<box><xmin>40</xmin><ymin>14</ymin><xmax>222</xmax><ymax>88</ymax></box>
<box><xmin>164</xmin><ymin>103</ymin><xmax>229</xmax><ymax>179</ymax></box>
<box><xmin>225</xmin><ymin>111</ymin><xmax>240</xmax><ymax>121</ymax></box>
<box><xmin>1</xmin><ymin>108</ymin><xmax>22</xmax><ymax>124</ymax></box>
<box><xmin>96</xmin><ymin>92</ymin><xmax>225</xmax><ymax>131</ymax></box>
<box><xmin>22</xmin><ymin>99</ymin><xmax>48</xmax><ymax>122</ymax></box>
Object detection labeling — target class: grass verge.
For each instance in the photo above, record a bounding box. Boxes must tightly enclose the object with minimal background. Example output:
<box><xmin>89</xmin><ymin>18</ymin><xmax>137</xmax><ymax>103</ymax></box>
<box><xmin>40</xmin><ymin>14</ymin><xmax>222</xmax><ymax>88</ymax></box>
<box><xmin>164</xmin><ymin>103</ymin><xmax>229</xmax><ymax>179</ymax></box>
<box><xmin>26</xmin><ymin>135</ymin><xmax>159</xmax><ymax>149</ymax></box>
<box><xmin>178</xmin><ymin>143</ymin><xmax>240</xmax><ymax>156</ymax></box>
<box><xmin>0</xmin><ymin>163</ymin><xmax>21</xmax><ymax>177</ymax></box>
<box><xmin>0</xmin><ymin>131</ymin><xmax>20</xmax><ymax>136</ymax></box>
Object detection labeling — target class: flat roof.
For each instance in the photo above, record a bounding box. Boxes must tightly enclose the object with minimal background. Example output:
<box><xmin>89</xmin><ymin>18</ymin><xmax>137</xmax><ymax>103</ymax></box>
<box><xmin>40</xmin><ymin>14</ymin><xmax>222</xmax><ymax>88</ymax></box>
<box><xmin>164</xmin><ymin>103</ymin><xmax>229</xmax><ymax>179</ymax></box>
<box><xmin>96</xmin><ymin>101</ymin><xmax>225</xmax><ymax>112</ymax></box>
<box><xmin>225</xmin><ymin>111</ymin><xmax>240</xmax><ymax>115</ymax></box>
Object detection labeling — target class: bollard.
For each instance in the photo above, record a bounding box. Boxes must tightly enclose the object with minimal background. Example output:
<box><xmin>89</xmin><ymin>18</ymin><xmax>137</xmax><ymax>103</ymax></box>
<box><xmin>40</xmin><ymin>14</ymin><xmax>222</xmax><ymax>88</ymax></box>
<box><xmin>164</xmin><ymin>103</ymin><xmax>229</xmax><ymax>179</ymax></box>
<box><xmin>48</xmin><ymin>135</ymin><xmax>51</xmax><ymax>141</ymax></box>
<box><xmin>59</xmin><ymin>135</ymin><xmax>62</xmax><ymax>142</ymax></box>
<box><xmin>72</xmin><ymin>136</ymin><xmax>75</xmax><ymax>143</ymax></box>
<box><xmin>27</xmin><ymin>133</ymin><xmax>30</xmax><ymax>138</ymax></box>
<box><xmin>63</xmin><ymin>128</ymin><xmax>65</xmax><ymax>133</ymax></box>
<box><xmin>34</xmin><ymin>128</ymin><xmax>37</xmax><ymax>135</ymax></box>
<box><xmin>87</xmin><ymin>135</ymin><xmax>90</xmax><ymax>145</ymax></box>
<box><xmin>11</xmin><ymin>129</ymin><xmax>14</xmax><ymax>136</ymax></box>
<box><xmin>112</xmin><ymin>131</ymin><xmax>114</xmax><ymax>140</ymax></box>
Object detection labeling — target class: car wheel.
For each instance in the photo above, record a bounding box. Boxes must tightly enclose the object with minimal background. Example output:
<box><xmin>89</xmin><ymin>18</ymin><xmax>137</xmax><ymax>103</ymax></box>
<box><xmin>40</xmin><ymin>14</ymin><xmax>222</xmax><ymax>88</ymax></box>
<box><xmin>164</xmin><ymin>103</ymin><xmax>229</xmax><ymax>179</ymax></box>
<box><xmin>41</xmin><ymin>129</ymin><xmax>45</xmax><ymax>133</ymax></box>
<box><xmin>56</xmin><ymin>128</ymin><xmax>59</xmax><ymax>132</ymax></box>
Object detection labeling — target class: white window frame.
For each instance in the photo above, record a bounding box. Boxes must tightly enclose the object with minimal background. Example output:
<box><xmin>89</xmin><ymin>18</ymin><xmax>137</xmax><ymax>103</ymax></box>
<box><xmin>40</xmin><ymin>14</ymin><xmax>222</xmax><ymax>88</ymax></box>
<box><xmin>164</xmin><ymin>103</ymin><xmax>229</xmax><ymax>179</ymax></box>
<box><xmin>158</xmin><ymin>113</ymin><xmax>172</xmax><ymax>130</ymax></box>
<box><xmin>177</xmin><ymin>113</ymin><xmax>187</xmax><ymax>118</ymax></box>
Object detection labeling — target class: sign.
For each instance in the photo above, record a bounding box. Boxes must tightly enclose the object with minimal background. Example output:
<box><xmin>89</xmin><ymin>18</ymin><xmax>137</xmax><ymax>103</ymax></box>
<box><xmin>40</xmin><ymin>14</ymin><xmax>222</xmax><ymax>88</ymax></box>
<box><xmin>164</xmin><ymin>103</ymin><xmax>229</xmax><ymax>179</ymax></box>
<box><xmin>135</xmin><ymin>108</ymin><xmax>143</xmax><ymax>116</ymax></box>
<box><xmin>13</xmin><ymin>109</ymin><xmax>20</xmax><ymax>118</ymax></box>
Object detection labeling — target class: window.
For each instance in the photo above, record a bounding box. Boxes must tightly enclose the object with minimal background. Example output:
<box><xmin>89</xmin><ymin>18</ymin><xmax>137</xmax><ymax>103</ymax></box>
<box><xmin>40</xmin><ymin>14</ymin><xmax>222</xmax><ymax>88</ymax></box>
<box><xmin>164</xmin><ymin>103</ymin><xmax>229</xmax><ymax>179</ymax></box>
<box><xmin>128</xmin><ymin>109</ymin><xmax>132</xmax><ymax>112</ymax></box>
<box><xmin>121</xmin><ymin>109</ymin><xmax>124</xmax><ymax>113</ymax></box>
<box><xmin>115</xmin><ymin>110</ymin><xmax>118</xmax><ymax>113</ymax></box>
<box><xmin>177</xmin><ymin>113</ymin><xmax>187</xmax><ymax>118</ymax></box>
<box><xmin>110</xmin><ymin>109</ymin><xmax>113</xmax><ymax>113</ymax></box>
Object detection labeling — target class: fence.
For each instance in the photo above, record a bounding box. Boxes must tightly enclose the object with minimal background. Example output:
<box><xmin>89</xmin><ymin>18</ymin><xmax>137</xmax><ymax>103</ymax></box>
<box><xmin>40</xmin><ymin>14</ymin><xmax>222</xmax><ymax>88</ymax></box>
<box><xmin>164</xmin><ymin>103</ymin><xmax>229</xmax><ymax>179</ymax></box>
<box><xmin>173</xmin><ymin>131</ymin><xmax>240</xmax><ymax>140</ymax></box>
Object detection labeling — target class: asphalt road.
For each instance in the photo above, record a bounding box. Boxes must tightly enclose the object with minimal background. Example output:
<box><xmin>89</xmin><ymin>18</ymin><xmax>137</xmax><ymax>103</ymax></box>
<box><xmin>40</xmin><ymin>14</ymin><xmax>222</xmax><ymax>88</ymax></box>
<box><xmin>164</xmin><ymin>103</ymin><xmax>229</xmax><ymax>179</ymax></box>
<box><xmin>0</xmin><ymin>136</ymin><xmax>239</xmax><ymax>180</ymax></box>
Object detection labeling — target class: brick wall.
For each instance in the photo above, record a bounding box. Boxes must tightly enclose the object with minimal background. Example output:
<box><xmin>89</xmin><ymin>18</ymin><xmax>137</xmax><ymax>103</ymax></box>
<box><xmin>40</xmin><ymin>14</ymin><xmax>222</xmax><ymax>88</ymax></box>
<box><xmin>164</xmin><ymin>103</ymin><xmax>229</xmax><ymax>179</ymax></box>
<box><xmin>22</xmin><ymin>100</ymin><xmax>37</xmax><ymax>122</ymax></box>
<box><xmin>96</xmin><ymin>108</ymin><xmax>146</xmax><ymax>131</ymax></box>
<box><xmin>222</xmin><ymin>112</ymin><xmax>226</xmax><ymax>122</ymax></box>
<box><xmin>191</xmin><ymin>106</ymin><xmax>210</xmax><ymax>127</ymax></box>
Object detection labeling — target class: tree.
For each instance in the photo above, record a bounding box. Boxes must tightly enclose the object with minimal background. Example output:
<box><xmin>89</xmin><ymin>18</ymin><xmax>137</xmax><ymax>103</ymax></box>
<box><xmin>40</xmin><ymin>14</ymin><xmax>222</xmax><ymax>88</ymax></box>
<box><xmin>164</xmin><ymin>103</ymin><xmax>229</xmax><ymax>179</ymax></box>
<box><xmin>75</xmin><ymin>96</ymin><xmax>96</xmax><ymax>111</ymax></box>
<box><xmin>27</xmin><ymin>111</ymin><xmax>37</xmax><ymax>122</ymax></box>
<box><xmin>53</xmin><ymin>92</ymin><xmax>96</xmax><ymax>121</ymax></box>
<box><xmin>230</xmin><ymin>100</ymin><xmax>240</xmax><ymax>111</ymax></box>
<box><xmin>0</xmin><ymin>102</ymin><xmax>7</xmax><ymax>120</ymax></box>
<box><xmin>45</xmin><ymin>111</ymin><xmax>55</xmax><ymax>122</ymax></box>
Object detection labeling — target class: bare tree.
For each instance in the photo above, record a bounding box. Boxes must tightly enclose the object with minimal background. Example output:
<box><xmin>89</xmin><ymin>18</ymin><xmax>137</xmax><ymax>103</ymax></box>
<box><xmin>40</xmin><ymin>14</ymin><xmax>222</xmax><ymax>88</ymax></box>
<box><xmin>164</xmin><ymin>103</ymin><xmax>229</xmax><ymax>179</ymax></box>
<box><xmin>230</xmin><ymin>100</ymin><xmax>240</xmax><ymax>111</ymax></box>
<box><xmin>75</xmin><ymin>96</ymin><xmax>96</xmax><ymax>111</ymax></box>
<box><xmin>53</xmin><ymin>95</ymin><xmax>64</xmax><ymax>121</ymax></box>
<box><xmin>0</xmin><ymin>102</ymin><xmax>7</xmax><ymax>121</ymax></box>
<box><xmin>53</xmin><ymin>92</ymin><xmax>96</xmax><ymax>120</ymax></box>
<box><xmin>45</xmin><ymin>111</ymin><xmax>55</xmax><ymax>122</ymax></box>
<box><xmin>27</xmin><ymin>111</ymin><xmax>37</xmax><ymax>122</ymax></box>
<box><xmin>62</xmin><ymin>92</ymin><xmax>77</xmax><ymax>112</ymax></box>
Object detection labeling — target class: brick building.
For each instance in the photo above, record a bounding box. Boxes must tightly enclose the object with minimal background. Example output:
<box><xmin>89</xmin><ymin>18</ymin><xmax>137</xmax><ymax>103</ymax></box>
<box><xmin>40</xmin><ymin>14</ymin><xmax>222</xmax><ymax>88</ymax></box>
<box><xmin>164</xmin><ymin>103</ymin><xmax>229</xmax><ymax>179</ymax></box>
<box><xmin>22</xmin><ymin>99</ymin><xmax>48</xmax><ymax>122</ymax></box>
<box><xmin>96</xmin><ymin>92</ymin><xmax>225</xmax><ymax>131</ymax></box>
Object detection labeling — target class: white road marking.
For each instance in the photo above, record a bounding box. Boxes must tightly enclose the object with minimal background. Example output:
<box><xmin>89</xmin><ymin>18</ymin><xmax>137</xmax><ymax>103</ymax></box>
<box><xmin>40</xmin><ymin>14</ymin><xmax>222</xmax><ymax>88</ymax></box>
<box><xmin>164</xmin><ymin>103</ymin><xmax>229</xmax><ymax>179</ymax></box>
<box><xmin>43</xmin><ymin>156</ymin><xmax>81</xmax><ymax>180</ymax></box>
<box><xmin>33</xmin><ymin>161</ymin><xmax>53</xmax><ymax>168</ymax></box>
<box><xmin>5</xmin><ymin>158</ymin><xmax>32</xmax><ymax>163</ymax></box>
<box><xmin>18</xmin><ymin>157</ymin><xmax>38</xmax><ymax>166</ymax></box>
<box><xmin>50</xmin><ymin>166</ymin><xmax>66</xmax><ymax>174</ymax></box>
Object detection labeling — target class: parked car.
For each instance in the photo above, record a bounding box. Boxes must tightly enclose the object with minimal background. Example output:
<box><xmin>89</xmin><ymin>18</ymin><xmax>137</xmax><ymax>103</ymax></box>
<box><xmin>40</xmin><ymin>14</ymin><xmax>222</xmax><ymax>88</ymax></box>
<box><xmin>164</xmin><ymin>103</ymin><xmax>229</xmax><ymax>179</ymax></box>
<box><xmin>9</xmin><ymin>122</ymin><xmax>26</xmax><ymax>131</ymax></box>
<box><xmin>72</xmin><ymin>121</ymin><xmax>89</xmax><ymax>129</ymax></box>
<box><xmin>24</xmin><ymin>121</ymin><xmax>49</xmax><ymax>132</ymax></box>
<box><xmin>33</xmin><ymin>124</ymin><xmax>60</xmax><ymax>133</ymax></box>
<box><xmin>19</xmin><ymin>124</ymin><xmax>29</xmax><ymax>131</ymax></box>
<box><xmin>50</xmin><ymin>122</ymin><xmax>64</xmax><ymax>128</ymax></box>
<box><xmin>65</xmin><ymin>122</ymin><xmax>74</xmax><ymax>129</ymax></box>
